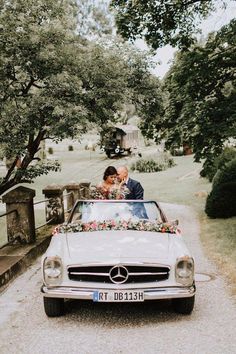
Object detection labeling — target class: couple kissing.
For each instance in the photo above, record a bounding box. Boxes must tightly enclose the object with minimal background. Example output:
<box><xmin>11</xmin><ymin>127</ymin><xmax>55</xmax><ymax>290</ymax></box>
<box><xmin>90</xmin><ymin>166</ymin><xmax>144</xmax><ymax>200</ymax></box>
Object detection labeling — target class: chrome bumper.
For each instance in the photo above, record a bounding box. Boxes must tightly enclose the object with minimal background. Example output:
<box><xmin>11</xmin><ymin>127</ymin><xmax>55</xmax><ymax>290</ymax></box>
<box><xmin>41</xmin><ymin>284</ymin><xmax>196</xmax><ymax>300</ymax></box>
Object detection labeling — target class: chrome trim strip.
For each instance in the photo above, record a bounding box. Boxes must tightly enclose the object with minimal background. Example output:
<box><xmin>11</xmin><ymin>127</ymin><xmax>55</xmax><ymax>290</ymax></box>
<box><xmin>67</xmin><ymin>263</ymin><xmax>171</xmax><ymax>270</ymax></box>
<box><xmin>41</xmin><ymin>285</ymin><xmax>196</xmax><ymax>300</ymax></box>
<box><xmin>69</xmin><ymin>272</ymin><xmax>168</xmax><ymax>276</ymax></box>
<box><xmin>128</xmin><ymin>272</ymin><xmax>168</xmax><ymax>276</ymax></box>
<box><xmin>69</xmin><ymin>272</ymin><xmax>110</xmax><ymax>276</ymax></box>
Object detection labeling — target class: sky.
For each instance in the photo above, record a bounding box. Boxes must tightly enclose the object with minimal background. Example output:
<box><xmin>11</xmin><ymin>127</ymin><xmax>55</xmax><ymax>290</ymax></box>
<box><xmin>135</xmin><ymin>0</ymin><xmax>236</xmax><ymax>79</ymax></box>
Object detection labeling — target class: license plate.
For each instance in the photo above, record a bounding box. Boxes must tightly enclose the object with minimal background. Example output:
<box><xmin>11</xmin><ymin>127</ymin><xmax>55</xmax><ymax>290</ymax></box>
<box><xmin>93</xmin><ymin>290</ymin><xmax>144</xmax><ymax>302</ymax></box>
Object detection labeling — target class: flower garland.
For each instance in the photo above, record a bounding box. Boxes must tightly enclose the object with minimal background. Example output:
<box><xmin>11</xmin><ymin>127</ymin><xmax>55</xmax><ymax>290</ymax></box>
<box><xmin>54</xmin><ymin>219</ymin><xmax>178</xmax><ymax>235</ymax></box>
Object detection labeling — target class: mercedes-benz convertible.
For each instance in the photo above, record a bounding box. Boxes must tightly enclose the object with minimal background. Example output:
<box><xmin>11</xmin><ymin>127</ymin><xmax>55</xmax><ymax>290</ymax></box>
<box><xmin>41</xmin><ymin>200</ymin><xmax>195</xmax><ymax>317</ymax></box>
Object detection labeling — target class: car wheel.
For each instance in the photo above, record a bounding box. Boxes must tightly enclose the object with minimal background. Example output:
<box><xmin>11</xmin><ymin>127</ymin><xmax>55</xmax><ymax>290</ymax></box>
<box><xmin>172</xmin><ymin>295</ymin><xmax>195</xmax><ymax>314</ymax></box>
<box><xmin>105</xmin><ymin>150</ymin><xmax>111</xmax><ymax>158</ymax></box>
<box><xmin>43</xmin><ymin>297</ymin><xmax>65</xmax><ymax>317</ymax></box>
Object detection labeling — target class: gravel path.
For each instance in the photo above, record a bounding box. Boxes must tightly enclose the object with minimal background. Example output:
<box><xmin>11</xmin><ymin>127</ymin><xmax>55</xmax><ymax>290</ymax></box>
<box><xmin>0</xmin><ymin>204</ymin><xmax>235</xmax><ymax>354</ymax></box>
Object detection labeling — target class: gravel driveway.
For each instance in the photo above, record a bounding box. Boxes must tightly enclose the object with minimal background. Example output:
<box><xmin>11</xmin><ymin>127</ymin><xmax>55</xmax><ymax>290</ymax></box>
<box><xmin>0</xmin><ymin>204</ymin><xmax>235</xmax><ymax>354</ymax></box>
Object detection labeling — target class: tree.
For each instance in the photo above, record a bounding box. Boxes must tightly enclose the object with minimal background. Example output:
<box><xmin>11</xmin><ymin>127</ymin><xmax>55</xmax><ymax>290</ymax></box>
<box><xmin>97</xmin><ymin>37</ymin><xmax>164</xmax><ymax>131</ymax></box>
<box><xmin>0</xmin><ymin>0</ymin><xmax>130</xmax><ymax>195</ymax></box>
<box><xmin>0</xmin><ymin>0</ymin><xmax>81</xmax><ymax>194</ymax></box>
<box><xmin>110</xmin><ymin>0</ymin><xmax>222</xmax><ymax>49</ymax></box>
<box><xmin>76</xmin><ymin>0</ymin><xmax>114</xmax><ymax>39</ymax></box>
<box><xmin>0</xmin><ymin>0</ymin><xmax>164</xmax><ymax>195</ymax></box>
<box><xmin>148</xmin><ymin>20</ymin><xmax>236</xmax><ymax>172</ymax></box>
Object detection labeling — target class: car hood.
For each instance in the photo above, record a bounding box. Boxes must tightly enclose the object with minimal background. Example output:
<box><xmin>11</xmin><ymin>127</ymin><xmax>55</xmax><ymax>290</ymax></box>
<box><xmin>64</xmin><ymin>230</ymin><xmax>187</xmax><ymax>264</ymax></box>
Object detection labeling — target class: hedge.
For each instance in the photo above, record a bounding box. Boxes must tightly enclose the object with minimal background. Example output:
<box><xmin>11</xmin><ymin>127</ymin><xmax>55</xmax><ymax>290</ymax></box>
<box><xmin>205</xmin><ymin>182</ymin><xmax>236</xmax><ymax>218</ymax></box>
<box><xmin>213</xmin><ymin>157</ymin><xmax>236</xmax><ymax>188</ymax></box>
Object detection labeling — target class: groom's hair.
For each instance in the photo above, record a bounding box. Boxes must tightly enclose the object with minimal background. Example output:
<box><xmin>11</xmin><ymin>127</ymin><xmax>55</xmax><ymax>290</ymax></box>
<box><xmin>103</xmin><ymin>166</ymin><xmax>117</xmax><ymax>181</ymax></box>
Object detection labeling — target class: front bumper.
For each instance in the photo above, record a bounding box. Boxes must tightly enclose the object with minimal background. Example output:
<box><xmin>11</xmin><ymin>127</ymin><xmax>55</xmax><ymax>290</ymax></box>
<box><xmin>41</xmin><ymin>284</ymin><xmax>196</xmax><ymax>301</ymax></box>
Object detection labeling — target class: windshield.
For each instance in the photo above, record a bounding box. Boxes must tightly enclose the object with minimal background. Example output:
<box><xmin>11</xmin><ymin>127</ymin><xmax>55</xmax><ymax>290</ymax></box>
<box><xmin>70</xmin><ymin>201</ymin><xmax>165</xmax><ymax>223</ymax></box>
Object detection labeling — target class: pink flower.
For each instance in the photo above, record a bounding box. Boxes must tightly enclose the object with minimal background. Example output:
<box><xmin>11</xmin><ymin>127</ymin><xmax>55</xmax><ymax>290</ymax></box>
<box><xmin>91</xmin><ymin>222</ymin><xmax>97</xmax><ymax>229</ymax></box>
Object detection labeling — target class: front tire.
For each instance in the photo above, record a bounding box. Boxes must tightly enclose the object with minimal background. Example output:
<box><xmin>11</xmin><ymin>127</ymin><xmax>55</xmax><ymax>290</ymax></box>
<box><xmin>172</xmin><ymin>295</ymin><xmax>195</xmax><ymax>314</ymax></box>
<box><xmin>43</xmin><ymin>297</ymin><xmax>65</xmax><ymax>317</ymax></box>
<box><xmin>105</xmin><ymin>150</ymin><xmax>111</xmax><ymax>158</ymax></box>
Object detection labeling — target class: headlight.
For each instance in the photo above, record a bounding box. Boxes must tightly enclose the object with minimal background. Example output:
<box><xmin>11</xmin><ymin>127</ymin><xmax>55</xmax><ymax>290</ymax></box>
<box><xmin>175</xmin><ymin>256</ymin><xmax>194</xmax><ymax>285</ymax></box>
<box><xmin>43</xmin><ymin>256</ymin><xmax>62</xmax><ymax>286</ymax></box>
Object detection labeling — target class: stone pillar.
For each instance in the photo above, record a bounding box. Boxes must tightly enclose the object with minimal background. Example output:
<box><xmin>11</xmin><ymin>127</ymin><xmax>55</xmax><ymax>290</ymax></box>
<box><xmin>65</xmin><ymin>182</ymin><xmax>81</xmax><ymax>211</ymax></box>
<box><xmin>78</xmin><ymin>181</ymin><xmax>91</xmax><ymax>199</ymax></box>
<box><xmin>42</xmin><ymin>184</ymin><xmax>65</xmax><ymax>224</ymax></box>
<box><xmin>2</xmin><ymin>186</ymin><xmax>36</xmax><ymax>244</ymax></box>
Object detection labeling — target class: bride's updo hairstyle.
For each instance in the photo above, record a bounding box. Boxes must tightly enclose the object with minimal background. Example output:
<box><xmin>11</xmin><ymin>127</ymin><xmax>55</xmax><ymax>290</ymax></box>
<box><xmin>103</xmin><ymin>166</ymin><xmax>117</xmax><ymax>181</ymax></box>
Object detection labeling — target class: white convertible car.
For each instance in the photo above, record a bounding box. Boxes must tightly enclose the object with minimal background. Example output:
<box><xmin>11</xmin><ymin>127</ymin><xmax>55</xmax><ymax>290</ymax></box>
<box><xmin>41</xmin><ymin>200</ymin><xmax>195</xmax><ymax>317</ymax></box>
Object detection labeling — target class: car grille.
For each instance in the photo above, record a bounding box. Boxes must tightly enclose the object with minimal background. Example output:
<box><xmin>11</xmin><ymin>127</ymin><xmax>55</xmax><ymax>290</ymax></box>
<box><xmin>67</xmin><ymin>265</ymin><xmax>170</xmax><ymax>283</ymax></box>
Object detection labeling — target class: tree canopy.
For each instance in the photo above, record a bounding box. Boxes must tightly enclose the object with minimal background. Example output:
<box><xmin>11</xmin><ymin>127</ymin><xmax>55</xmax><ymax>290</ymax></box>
<box><xmin>110</xmin><ymin>0</ymin><xmax>222</xmax><ymax>49</ymax></box>
<box><xmin>0</xmin><ymin>0</ymin><xmax>163</xmax><ymax>195</ymax></box>
<box><xmin>146</xmin><ymin>19</ymin><xmax>236</xmax><ymax>173</ymax></box>
<box><xmin>76</xmin><ymin>0</ymin><xmax>113</xmax><ymax>39</ymax></box>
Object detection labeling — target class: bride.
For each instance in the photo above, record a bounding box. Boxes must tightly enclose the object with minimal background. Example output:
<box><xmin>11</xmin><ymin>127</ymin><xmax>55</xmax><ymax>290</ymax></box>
<box><xmin>90</xmin><ymin>166</ymin><xmax>129</xmax><ymax>200</ymax></box>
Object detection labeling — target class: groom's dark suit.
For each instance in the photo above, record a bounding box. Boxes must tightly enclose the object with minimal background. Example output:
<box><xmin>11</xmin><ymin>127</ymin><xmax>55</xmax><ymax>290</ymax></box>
<box><xmin>126</xmin><ymin>178</ymin><xmax>144</xmax><ymax>200</ymax></box>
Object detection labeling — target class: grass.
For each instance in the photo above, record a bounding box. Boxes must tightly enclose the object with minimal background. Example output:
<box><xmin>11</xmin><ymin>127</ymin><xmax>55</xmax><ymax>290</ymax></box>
<box><xmin>0</xmin><ymin>141</ymin><xmax>235</xmax><ymax>297</ymax></box>
<box><xmin>199</xmin><ymin>211</ymin><xmax>236</xmax><ymax>296</ymax></box>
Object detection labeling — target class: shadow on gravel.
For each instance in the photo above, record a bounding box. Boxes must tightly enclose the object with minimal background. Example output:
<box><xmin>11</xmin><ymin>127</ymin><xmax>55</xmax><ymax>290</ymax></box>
<box><xmin>63</xmin><ymin>299</ymin><xmax>189</xmax><ymax>327</ymax></box>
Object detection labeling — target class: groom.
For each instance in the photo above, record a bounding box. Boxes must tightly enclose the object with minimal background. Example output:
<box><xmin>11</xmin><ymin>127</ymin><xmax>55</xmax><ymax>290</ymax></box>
<box><xmin>117</xmin><ymin>166</ymin><xmax>144</xmax><ymax>200</ymax></box>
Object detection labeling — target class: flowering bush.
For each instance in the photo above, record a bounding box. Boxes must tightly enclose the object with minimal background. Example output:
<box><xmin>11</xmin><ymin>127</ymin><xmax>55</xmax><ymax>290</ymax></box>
<box><xmin>54</xmin><ymin>219</ymin><xmax>178</xmax><ymax>234</ymax></box>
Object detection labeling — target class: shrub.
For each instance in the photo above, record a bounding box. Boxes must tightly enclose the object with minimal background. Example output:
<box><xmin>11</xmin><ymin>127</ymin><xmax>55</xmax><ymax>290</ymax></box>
<box><xmin>205</xmin><ymin>182</ymin><xmax>236</xmax><ymax>218</ymax></box>
<box><xmin>48</xmin><ymin>147</ymin><xmax>54</xmax><ymax>155</ymax></box>
<box><xmin>130</xmin><ymin>154</ymin><xmax>175</xmax><ymax>173</ymax></box>
<box><xmin>200</xmin><ymin>159</ymin><xmax>218</xmax><ymax>181</ymax></box>
<box><xmin>201</xmin><ymin>147</ymin><xmax>236</xmax><ymax>181</ymax></box>
<box><xmin>68</xmin><ymin>145</ymin><xmax>74</xmax><ymax>151</ymax></box>
<box><xmin>162</xmin><ymin>153</ymin><xmax>176</xmax><ymax>168</ymax></box>
<box><xmin>217</xmin><ymin>147</ymin><xmax>236</xmax><ymax>170</ymax></box>
<box><xmin>213</xmin><ymin>158</ymin><xmax>236</xmax><ymax>188</ymax></box>
<box><xmin>131</xmin><ymin>158</ymin><xmax>162</xmax><ymax>172</ymax></box>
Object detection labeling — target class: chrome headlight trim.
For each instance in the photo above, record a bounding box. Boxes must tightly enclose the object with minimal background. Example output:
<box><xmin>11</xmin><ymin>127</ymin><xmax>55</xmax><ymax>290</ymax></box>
<box><xmin>175</xmin><ymin>256</ymin><xmax>194</xmax><ymax>286</ymax></box>
<box><xmin>43</xmin><ymin>256</ymin><xmax>62</xmax><ymax>286</ymax></box>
